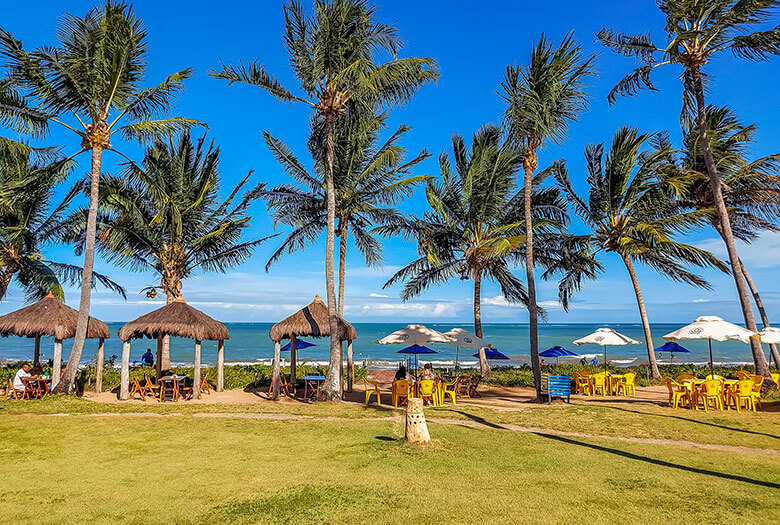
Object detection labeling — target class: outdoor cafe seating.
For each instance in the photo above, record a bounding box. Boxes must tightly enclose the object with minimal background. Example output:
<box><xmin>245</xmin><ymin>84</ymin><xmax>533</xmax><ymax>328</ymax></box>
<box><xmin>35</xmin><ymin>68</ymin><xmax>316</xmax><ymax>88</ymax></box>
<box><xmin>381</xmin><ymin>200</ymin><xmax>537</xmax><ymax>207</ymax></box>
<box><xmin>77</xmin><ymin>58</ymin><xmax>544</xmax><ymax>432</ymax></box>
<box><xmin>664</xmin><ymin>373</ymin><xmax>764</xmax><ymax>412</ymax></box>
<box><xmin>573</xmin><ymin>371</ymin><xmax>636</xmax><ymax>397</ymax></box>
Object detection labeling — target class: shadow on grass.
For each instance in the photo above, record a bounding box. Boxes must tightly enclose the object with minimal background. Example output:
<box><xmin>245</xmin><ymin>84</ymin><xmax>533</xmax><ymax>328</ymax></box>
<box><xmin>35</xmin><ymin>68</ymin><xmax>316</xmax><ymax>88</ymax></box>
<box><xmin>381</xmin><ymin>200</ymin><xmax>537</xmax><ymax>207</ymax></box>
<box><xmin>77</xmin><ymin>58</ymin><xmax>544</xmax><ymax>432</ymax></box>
<box><xmin>375</xmin><ymin>436</ymin><xmax>396</xmax><ymax>441</ymax></box>
<box><xmin>601</xmin><ymin>405</ymin><xmax>780</xmax><ymax>441</ymax></box>
<box><xmin>435</xmin><ymin>408</ymin><xmax>509</xmax><ymax>430</ymax></box>
<box><xmin>535</xmin><ymin>432</ymin><xmax>780</xmax><ymax>489</ymax></box>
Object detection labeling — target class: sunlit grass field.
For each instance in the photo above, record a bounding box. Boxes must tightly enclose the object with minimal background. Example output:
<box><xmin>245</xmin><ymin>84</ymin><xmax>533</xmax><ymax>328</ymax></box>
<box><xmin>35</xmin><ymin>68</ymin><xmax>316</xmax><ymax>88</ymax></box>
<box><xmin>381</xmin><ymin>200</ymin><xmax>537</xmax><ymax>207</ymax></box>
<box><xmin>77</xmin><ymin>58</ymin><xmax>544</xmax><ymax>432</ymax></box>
<box><xmin>1</xmin><ymin>398</ymin><xmax>778</xmax><ymax>524</ymax></box>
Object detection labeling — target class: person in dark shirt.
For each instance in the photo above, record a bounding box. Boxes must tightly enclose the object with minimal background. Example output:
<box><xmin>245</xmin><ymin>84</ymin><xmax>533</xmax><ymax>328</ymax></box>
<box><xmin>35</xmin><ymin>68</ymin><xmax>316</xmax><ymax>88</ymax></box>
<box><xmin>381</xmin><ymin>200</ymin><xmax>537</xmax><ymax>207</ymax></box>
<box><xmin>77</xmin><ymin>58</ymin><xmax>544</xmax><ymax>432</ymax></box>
<box><xmin>395</xmin><ymin>365</ymin><xmax>409</xmax><ymax>381</ymax></box>
<box><xmin>141</xmin><ymin>348</ymin><xmax>155</xmax><ymax>367</ymax></box>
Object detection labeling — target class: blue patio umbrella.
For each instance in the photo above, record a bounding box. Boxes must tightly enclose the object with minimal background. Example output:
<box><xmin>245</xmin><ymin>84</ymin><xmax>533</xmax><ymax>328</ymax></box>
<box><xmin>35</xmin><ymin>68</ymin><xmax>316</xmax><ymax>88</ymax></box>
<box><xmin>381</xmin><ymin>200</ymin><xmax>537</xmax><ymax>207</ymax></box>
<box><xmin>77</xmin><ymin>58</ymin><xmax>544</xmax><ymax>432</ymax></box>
<box><xmin>473</xmin><ymin>347</ymin><xmax>510</xmax><ymax>367</ymax></box>
<box><xmin>539</xmin><ymin>345</ymin><xmax>580</xmax><ymax>364</ymax></box>
<box><xmin>281</xmin><ymin>339</ymin><xmax>316</xmax><ymax>351</ymax></box>
<box><xmin>654</xmin><ymin>341</ymin><xmax>690</xmax><ymax>364</ymax></box>
<box><xmin>398</xmin><ymin>344</ymin><xmax>437</xmax><ymax>371</ymax></box>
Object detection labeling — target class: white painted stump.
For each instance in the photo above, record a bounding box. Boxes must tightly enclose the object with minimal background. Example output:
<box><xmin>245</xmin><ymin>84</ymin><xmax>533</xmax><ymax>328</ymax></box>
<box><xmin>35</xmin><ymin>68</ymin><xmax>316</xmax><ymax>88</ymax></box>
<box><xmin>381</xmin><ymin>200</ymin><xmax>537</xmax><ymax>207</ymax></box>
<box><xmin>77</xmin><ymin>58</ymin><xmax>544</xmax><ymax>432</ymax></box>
<box><xmin>405</xmin><ymin>397</ymin><xmax>431</xmax><ymax>444</ymax></box>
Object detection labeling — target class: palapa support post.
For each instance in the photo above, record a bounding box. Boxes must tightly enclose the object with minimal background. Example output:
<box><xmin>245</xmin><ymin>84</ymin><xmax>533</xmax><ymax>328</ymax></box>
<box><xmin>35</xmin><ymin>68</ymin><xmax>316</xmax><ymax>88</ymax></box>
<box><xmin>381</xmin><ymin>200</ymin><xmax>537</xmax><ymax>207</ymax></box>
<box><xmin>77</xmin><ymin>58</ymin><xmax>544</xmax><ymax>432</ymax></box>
<box><xmin>156</xmin><ymin>336</ymin><xmax>163</xmax><ymax>380</ymax></box>
<box><xmin>340</xmin><ymin>340</ymin><xmax>345</xmax><ymax>399</ymax></box>
<box><xmin>272</xmin><ymin>340</ymin><xmax>281</xmax><ymax>400</ymax></box>
<box><xmin>96</xmin><ymin>338</ymin><xmax>105</xmax><ymax>394</ymax></box>
<box><xmin>33</xmin><ymin>335</ymin><xmax>41</xmax><ymax>366</ymax></box>
<box><xmin>193</xmin><ymin>340</ymin><xmax>201</xmax><ymax>400</ymax></box>
<box><xmin>51</xmin><ymin>339</ymin><xmax>63</xmax><ymax>389</ymax></box>
<box><xmin>347</xmin><ymin>339</ymin><xmax>354</xmax><ymax>393</ymax></box>
<box><xmin>405</xmin><ymin>397</ymin><xmax>431</xmax><ymax>444</ymax></box>
<box><xmin>217</xmin><ymin>339</ymin><xmax>224</xmax><ymax>392</ymax></box>
<box><xmin>290</xmin><ymin>335</ymin><xmax>297</xmax><ymax>389</ymax></box>
<box><xmin>120</xmin><ymin>340</ymin><xmax>130</xmax><ymax>400</ymax></box>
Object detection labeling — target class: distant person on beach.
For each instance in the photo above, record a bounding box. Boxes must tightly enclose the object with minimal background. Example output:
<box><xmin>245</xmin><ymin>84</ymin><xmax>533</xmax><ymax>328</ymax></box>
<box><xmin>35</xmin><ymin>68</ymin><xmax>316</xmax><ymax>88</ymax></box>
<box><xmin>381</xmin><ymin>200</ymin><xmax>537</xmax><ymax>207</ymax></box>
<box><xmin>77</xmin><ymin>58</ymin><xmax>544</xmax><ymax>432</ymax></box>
<box><xmin>540</xmin><ymin>359</ymin><xmax>546</xmax><ymax>367</ymax></box>
<box><xmin>580</xmin><ymin>358</ymin><xmax>587</xmax><ymax>365</ymax></box>
<box><xmin>419</xmin><ymin>363</ymin><xmax>438</xmax><ymax>381</ymax></box>
<box><xmin>141</xmin><ymin>348</ymin><xmax>154</xmax><ymax>367</ymax></box>
<box><xmin>13</xmin><ymin>364</ymin><xmax>31</xmax><ymax>391</ymax></box>
<box><xmin>590</xmin><ymin>358</ymin><xmax>598</xmax><ymax>365</ymax></box>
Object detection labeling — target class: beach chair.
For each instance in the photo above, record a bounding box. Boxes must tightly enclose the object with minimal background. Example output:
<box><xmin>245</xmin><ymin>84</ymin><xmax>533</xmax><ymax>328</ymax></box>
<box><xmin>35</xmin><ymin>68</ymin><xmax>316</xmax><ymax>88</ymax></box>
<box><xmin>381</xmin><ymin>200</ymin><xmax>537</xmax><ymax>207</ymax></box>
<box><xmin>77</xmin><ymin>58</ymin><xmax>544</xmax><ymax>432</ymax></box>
<box><xmin>200</xmin><ymin>370</ymin><xmax>211</xmax><ymax>395</ymax></box>
<box><xmin>693</xmin><ymin>380</ymin><xmax>723</xmax><ymax>412</ymax></box>
<box><xmin>468</xmin><ymin>375</ymin><xmax>482</xmax><ymax>398</ymax></box>
<box><xmin>129</xmin><ymin>377</ymin><xmax>150</xmax><ymax>401</ymax></box>
<box><xmin>144</xmin><ymin>377</ymin><xmax>161</xmax><ymax>400</ymax></box>
<box><xmin>440</xmin><ymin>377</ymin><xmax>458</xmax><ymax>405</ymax></box>
<box><xmin>664</xmin><ymin>377</ymin><xmax>689</xmax><ymax>409</ymax></box>
<box><xmin>727</xmin><ymin>380</ymin><xmax>756</xmax><ymax>412</ymax></box>
<box><xmin>418</xmin><ymin>380</ymin><xmax>439</xmax><ymax>407</ymax></box>
<box><xmin>616</xmin><ymin>372</ymin><xmax>636</xmax><ymax>396</ymax></box>
<box><xmin>750</xmin><ymin>375</ymin><xmax>764</xmax><ymax>409</ymax></box>
<box><xmin>5</xmin><ymin>378</ymin><xmax>25</xmax><ymax>400</ymax></box>
<box><xmin>392</xmin><ymin>380</ymin><xmax>410</xmax><ymax>407</ymax></box>
<box><xmin>736</xmin><ymin>370</ymin><xmax>752</xmax><ymax>380</ymax></box>
<box><xmin>363</xmin><ymin>378</ymin><xmax>382</xmax><ymax>406</ymax></box>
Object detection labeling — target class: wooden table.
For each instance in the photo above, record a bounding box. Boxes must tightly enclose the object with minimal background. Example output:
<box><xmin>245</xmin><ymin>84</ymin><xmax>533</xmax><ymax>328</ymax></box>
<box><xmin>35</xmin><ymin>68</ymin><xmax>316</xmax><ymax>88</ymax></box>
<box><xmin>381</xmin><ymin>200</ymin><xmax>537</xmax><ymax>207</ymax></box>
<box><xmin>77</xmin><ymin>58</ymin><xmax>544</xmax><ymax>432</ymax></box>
<box><xmin>159</xmin><ymin>375</ymin><xmax>187</xmax><ymax>402</ymax></box>
<box><xmin>21</xmin><ymin>376</ymin><xmax>51</xmax><ymax>399</ymax></box>
<box><xmin>303</xmin><ymin>375</ymin><xmax>326</xmax><ymax>401</ymax></box>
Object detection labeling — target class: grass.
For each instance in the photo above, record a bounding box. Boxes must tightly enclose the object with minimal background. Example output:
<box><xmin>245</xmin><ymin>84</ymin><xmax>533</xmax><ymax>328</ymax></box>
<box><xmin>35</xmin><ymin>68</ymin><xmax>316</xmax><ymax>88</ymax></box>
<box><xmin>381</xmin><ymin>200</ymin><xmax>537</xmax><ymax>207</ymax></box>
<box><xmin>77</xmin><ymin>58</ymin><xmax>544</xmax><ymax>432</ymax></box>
<box><xmin>0</xmin><ymin>396</ymin><xmax>778</xmax><ymax>523</ymax></box>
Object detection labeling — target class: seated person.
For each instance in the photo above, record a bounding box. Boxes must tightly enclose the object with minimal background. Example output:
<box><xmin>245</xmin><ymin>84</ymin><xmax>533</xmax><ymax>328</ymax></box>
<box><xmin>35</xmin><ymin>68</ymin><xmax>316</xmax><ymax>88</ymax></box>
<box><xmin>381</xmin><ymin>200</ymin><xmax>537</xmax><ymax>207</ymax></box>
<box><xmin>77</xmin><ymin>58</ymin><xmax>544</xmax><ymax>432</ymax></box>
<box><xmin>13</xmin><ymin>363</ymin><xmax>31</xmax><ymax>391</ymax></box>
<box><xmin>395</xmin><ymin>365</ymin><xmax>410</xmax><ymax>382</ymax></box>
<box><xmin>30</xmin><ymin>365</ymin><xmax>44</xmax><ymax>376</ymax></box>
<box><xmin>419</xmin><ymin>363</ymin><xmax>438</xmax><ymax>382</ymax></box>
<box><xmin>141</xmin><ymin>348</ymin><xmax>155</xmax><ymax>367</ymax></box>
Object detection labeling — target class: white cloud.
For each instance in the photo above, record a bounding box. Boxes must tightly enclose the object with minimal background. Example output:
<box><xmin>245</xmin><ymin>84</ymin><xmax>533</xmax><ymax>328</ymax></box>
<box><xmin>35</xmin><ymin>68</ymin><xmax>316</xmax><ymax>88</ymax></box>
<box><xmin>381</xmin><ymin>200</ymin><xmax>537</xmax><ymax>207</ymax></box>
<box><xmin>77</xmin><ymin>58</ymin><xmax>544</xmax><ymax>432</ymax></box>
<box><xmin>697</xmin><ymin>231</ymin><xmax>780</xmax><ymax>269</ymax></box>
<box><xmin>369</xmin><ymin>292</ymin><xmax>389</xmax><ymax>298</ymax></box>
<box><xmin>345</xmin><ymin>301</ymin><xmax>457</xmax><ymax>318</ymax></box>
<box><xmin>482</xmin><ymin>295</ymin><xmax>511</xmax><ymax>306</ymax></box>
<box><xmin>692</xmin><ymin>298</ymin><xmax>711</xmax><ymax>303</ymax></box>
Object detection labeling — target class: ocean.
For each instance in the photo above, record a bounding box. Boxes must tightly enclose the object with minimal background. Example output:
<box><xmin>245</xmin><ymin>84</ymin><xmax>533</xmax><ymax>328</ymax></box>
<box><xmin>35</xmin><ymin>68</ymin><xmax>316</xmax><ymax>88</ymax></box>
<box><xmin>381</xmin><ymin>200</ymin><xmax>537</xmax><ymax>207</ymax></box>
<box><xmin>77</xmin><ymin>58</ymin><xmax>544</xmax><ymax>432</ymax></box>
<box><xmin>0</xmin><ymin>322</ymin><xmax>764</xmax><ymax>367</ymax></box>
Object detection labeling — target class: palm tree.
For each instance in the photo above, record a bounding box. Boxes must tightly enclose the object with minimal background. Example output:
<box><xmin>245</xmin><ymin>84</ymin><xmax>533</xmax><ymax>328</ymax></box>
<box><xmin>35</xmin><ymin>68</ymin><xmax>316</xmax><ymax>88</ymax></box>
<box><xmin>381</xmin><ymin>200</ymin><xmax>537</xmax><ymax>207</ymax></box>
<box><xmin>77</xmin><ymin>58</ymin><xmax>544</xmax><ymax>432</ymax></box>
<box><xmin>597</xmin><ymin>0</ymin><xmax>780</xmax><ymax>383</ymax></box>
<box><xmin>674</xmin><ymin>106</ymin><xmax>780</xmax><ymax>370</ymax></box>
<box><xmin>500</xmin><ymin>32</ymin><xmax>596</xmax><ymax>396</ymax></box>
<box><xmin>262</xmin><ymin>113</ymin><xmax>430</xmax><ymax>316</ymax></box>
<box><xmin>382</xmin><ymin>125</ymin><xmax>570</xmax><ymax>377</ymax></box>
<box><xmin>66</xmin><ymin>132</ymin><xmax>270</xmax><ymax>368</ymax></box>
<box><xmin>210</xmin><ymin>0</ymin><xmax>438</xmax><ymax>400</ymax></box>
<box><xmin>555</xmin><ymin>126</ymin><xmax>728</xmax><ymax>379</ymax></box>
<box><xmin>0</xmin><ymin>1</ymin><xmax>199</xmax><ymax>393</ymax></box>
<box><xmin>0</xmin><ymin>146</ymin><xmax>124</xmax><ymax>302</ymax></box>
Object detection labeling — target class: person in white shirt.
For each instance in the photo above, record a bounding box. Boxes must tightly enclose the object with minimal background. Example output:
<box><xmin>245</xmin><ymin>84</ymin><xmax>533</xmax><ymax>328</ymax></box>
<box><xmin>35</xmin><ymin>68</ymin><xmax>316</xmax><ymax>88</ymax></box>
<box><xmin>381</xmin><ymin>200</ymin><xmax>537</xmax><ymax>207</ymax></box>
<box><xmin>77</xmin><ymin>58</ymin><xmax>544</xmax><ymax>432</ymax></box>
<box><xmin>13</xmin><ymin>363</ymin><xmax>31</xmax><ymax>392</ymax></box>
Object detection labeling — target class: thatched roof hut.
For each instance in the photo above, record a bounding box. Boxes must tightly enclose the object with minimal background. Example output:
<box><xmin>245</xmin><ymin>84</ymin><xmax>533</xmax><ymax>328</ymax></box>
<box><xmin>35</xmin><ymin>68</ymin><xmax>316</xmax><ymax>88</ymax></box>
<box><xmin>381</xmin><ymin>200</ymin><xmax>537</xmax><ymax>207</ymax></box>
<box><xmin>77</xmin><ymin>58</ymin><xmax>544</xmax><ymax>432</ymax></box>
<box><xmin>117</xmin><ymin>297</ymin><xmax>229</xmax><ymax>402</ymax></box>
<box><xmin>0</xmin><ymin>293</ymin><xmax>109</xmax><ymax>340</ymax></box>
<box><xmin>118</xmin><ymin>297</ymin><xmax>229</xmax><ymax>342</ymax></box>
<box><xmin>269</xmin><ymin>295</ymin><xmax>356</xmax><ymax>342</ymax></box>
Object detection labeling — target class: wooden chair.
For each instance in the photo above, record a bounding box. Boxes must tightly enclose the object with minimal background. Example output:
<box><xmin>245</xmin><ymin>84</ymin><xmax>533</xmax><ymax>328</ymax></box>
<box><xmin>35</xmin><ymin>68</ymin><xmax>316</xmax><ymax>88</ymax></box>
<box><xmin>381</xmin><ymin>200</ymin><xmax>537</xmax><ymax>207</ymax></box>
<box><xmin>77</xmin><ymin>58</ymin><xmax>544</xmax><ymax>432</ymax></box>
<box><xmin>159</xmin><ymin>378</ymin><xmax>178</xmax><ymax>402</ymax></box>
<box><xmin>129</xmin><ymin>377</ymin><xmax>151</xmax><ymax>401</ymax></box>
<box><xmin>5</xmin><ymin>378</ymin><xmax>25</xmax><ymax>399</ymax></box>
<box><xmin>179</xmin><ymin>379</ymin><xmax>193</xmax><ymax>401</ymax></box>
<box><xmin>267</xmin><ymin>374</ymin><xmax>294</xmax><ymax>398</ymax></box>
<box><xmin>468</xmin><ymin>375</ymin><xmax>481</xmax><ymax>397</ymax></box>
<box><xmin>455</xmin><ymin>376</ymin><xmax>472</xmax><ymax>399</ymax></box>
<box><xmin>200</xmin><ymin>370</ymin><xmax>211</xmax><ymax>395</ymax></box>
<box><xmin>144</xmin><ymin>377</ymin><xmax>161</xmax><ymax>400</ymax></box>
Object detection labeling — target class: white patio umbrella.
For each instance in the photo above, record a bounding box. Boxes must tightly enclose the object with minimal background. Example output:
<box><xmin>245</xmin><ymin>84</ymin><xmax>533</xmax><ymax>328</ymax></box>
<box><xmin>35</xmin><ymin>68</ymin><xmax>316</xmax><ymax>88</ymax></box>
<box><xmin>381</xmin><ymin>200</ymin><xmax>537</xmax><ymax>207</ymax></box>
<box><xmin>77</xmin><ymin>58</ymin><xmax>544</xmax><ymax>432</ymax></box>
<box><xmin>375</xmin><ymin>324</ymin><xmax>453</xmax><ymax>371</ymax></box>
<box><xmin>444</xmin><ymin>328</ymin><xmax>486</xmax><ymax>370</ymax></box>
<box><xmin>663</xmin><ymin>315</ymin><xmax>759</xmax><ymax>375</ymax></box>
<box><xmin>573</xmin><ymin>328</ymin><xmax>641</xmax><ymax>374</ymax></box>
<box><xmin>757</xmin><ymin>327</ymin><xmax>780</xmax><ymax>370</ymax></box>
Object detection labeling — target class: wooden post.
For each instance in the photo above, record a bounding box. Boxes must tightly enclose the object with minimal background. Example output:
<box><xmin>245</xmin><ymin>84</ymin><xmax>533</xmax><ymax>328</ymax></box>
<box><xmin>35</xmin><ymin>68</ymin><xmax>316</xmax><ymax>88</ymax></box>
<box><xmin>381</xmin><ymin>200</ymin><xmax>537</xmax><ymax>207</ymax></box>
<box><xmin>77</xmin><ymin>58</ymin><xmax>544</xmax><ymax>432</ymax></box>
<box><xmin>405</xmin><ymin>397</ymin><xmax>431</xmax><ymax>444</ymax></box>
<box><xmin>290</xmin><ymin>335</ymin><xmax>297</xmax><ymax>389</ymax></box>
<box><xmin>272</xmin><ymin>340</ymin><xmax>281</xmax><ymax>400</ymax></box>
<box><xmin>96</xmin><ymin>338</ymin><xmax>105</xmax><ymax>394</ymax></box>
<box><xmin>120</xmin><ymin>340</ymin><xmax>130</xmax><ymax>400</ymax></box>
<box><xmin>340</xmin><ymin>340</ymin><xmax>345</xmax><ymax>399</ymax></box>
<box><xmin>33</xmin><ymin>335</ymin><xmax>41</xmax><ymax>366</ymax></box>
<box><xmin>217</xmin><ymin>339</ymin><xmax>224</xmax><ymax>392</ymax></box>
<box><xmin>51</xmin><ymin>339</ymin><xmax>63</xmax><ymax>389</ymax></box>
<box><xmin>193</xmin><ymin>340</ymin><xmax>201</xmax><ymax>400</ymax></box>
<box><xmin>155</xmin><ymin>336</ymin><xmax>163</xmax><ymax>380</ymax></box>
<box><xmin>347</xmin><ymin>339</ymin><xmax>354</xmax><ymax>393</ymax></box>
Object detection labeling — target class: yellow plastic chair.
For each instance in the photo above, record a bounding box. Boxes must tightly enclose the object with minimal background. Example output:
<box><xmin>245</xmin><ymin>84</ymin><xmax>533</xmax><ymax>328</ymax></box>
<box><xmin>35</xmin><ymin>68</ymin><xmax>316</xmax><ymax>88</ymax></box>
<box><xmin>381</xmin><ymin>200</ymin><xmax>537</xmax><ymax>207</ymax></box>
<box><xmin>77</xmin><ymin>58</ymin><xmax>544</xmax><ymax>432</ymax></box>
<box><xmin>705</xmin><ymin>374</ymin><xmax>723</xmax><ymax>381</ymax></box>
<box><xmin>590</xmin><ymin>372</ymin><xmax>607</xmax><ymax>396</ymax></box>
<box><xmin>771</xmin><ymin>373</ymin><xmax>780</xmax><ymax>388</ymax></box>
<box><xmin>616</xmin><ymin>372</ymin><xmax>636</xmax><ymax>396</ymax></box>
<box><xmin>736</xmin><ymin>370</ymin><xmax>752</xmax><ymax>380</ymax></box>
<box><xmin>750</xmin><ymin>375</ymin><xmax>764</xmax><ymax>409</ymax></box>
<box><xmin>728</xmin><ymin>379</ymin><xmax>756</xmax><ymax>412</ymax></box>
<box><xmin>392</xmin><ymin>380</ymin><xmax>410</xmax><ymax>408</ymax></box>
<box><xmin>438</xmin><ymin>378</ymin><xmax>458</xmax><ymax>405</ymax></box>
<box><xmin>676</xmin><ymin>373</ymin><xmax>695</xmax><ymax>383</ymax></box>
<box><xmin>363</xmin><ymin>378</ymin><xmax>381</xmax><ymax>406</ymax></box>
<box><xmin>694</xmin><ymin>380</ymin><xmax>723</xmax><ymax>412</ymax></box>
<box><xmin>574</xmin><ymin>372</ymin><xmax>592</xmax><ymax>395</ymax></box>
<box><xmin>418</xmin><ymin>379</ymin><xmax>439</xmax><ymax>407</ymax></box>
<box><xmin>665</xmin><ymin>377</ymin><xmax>690</xmax><ymax>409</ymax></box>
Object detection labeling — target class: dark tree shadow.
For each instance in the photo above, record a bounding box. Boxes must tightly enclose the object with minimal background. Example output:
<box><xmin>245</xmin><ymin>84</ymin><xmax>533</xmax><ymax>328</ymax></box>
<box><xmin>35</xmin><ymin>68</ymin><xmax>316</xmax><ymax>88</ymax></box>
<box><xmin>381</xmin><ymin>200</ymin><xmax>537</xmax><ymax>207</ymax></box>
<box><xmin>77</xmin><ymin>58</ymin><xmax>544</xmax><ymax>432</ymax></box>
<box><xmin>534</xmin><ymin>432</ymin><xmax>780</xmax><ymax>489</ymax></box>
<box><xmin>436</xmin><ymin>409</ymin><xmax>509</xmax><ymax>430</ymax></box>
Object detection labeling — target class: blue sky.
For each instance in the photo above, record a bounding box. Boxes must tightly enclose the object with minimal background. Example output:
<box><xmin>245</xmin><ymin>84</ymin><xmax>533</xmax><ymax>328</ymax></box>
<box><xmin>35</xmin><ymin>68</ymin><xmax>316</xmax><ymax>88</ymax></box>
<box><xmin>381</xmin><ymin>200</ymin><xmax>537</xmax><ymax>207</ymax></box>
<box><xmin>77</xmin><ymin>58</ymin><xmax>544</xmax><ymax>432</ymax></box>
<box><xmin>2</xmin><ymin>0</ymin><xmax>779</xmax><ymax>324</ymax></box>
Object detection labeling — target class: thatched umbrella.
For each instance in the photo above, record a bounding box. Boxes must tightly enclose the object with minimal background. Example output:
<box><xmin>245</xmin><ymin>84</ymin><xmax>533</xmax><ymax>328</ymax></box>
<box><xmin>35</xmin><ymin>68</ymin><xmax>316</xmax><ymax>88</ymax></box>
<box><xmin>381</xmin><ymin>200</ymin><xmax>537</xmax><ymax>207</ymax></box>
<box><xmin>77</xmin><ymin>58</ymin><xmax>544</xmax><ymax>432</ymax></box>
<box><xmin>268</xmin><ymin>295</ymin><xmax>357</xmax><ymax>400</ymax></box>
<box><xmin>118</xmin><ymin>297</ymin><xmax>229</xmax><ymax>400</ymax></box>
<box><xmin>0</xmin><ymin>293</ymin><xmax>109</xmax><ymax>390</ymax></box>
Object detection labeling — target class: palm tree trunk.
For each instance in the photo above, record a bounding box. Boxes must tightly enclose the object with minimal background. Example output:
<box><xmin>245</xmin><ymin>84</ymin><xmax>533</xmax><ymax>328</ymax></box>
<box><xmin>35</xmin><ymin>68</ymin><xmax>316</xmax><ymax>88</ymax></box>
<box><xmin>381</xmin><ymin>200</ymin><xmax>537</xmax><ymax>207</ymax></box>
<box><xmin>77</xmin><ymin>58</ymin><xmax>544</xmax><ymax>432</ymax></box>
<box><xmin>53</xmin><ymin>144</ymin><xmax>103</xmax><ymax>394</ymax></box>
<box><xmin>337</xmin><ymin>221</ymin><xmax>348</xmax><ymax>318</ymax></box>
<box><xmin>740</xmin><ymin>262</ymin><xmax>780</xmax><ymax>371</ymax></box>
<box><xmin>621</xmin><ymin>254</ymin><xmax>661</xmax><ymax>379</ymax></box>
<box><xmin>690</xmin><ymin>65</ymin><xmax>773</xmax><ymax>389</ymax></box>
<box><xmin>320</xmin><ymin>113</ymin><xmax>342</xmax><ymax>401</ymax></box>
<box><xmin>473</xmin><ymin>272</ymin><xmax>491</xmax><ymax>377</ymax></box>
<box><xmin>523</xmin><ymin>148</ymin><xmax>542</xmax><ymax>398</ymax></box>
<box><xmin>0</xmin><ymin>263</ymin><xmax>16</xmax><ymax>302</ymax></box>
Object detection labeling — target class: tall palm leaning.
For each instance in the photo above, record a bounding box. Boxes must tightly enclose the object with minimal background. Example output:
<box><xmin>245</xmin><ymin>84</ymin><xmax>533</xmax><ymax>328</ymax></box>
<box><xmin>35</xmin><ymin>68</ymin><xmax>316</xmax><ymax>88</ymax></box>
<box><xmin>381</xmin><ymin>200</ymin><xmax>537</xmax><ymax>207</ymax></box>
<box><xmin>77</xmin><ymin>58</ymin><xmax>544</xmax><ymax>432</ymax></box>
<box><xmin>598</xmin><ymin>0</ymin><xmax>780</xmax><ymax>385</ymax></box>
<box><xmin>0</xmin><ymin>146</ymin><xmax>124</xmax><ymax>302</ymax></box>
<box><xmin>382</xmin><ymin>125</ymin><xmax>569</xmax><ymax>378</ymax></box>
<box><xmin>263</xmin><ymin>113</ymin><xmax>430</xmax><ymax>316</ymax></box>
<box><xmin>555</xmin><ymin>126</ymin><xmax>728</xmax><ymax>379</ymax></box>
<box><xmin>210</xmin><ymin>0</ymin><xmax>437</xmax><ymax>400</ymax></box>
<box><xmin>500</xmin><ymin>32</ymin><xmax>596</xmax><ymax>396</ymax></box>
<box><xmin>66</xmin><ymin>132</ymin><xmax>270</xmax><ymax>369</ymax></box>
<box><xmin>0</xmin><ymin>1</ymin><xmax>199</xmax><ymax>394</ymax></box>
<box><xmin>674</xmin><ymin>106</ymin><xmax>780</xmax><ymax>370</ymax></box>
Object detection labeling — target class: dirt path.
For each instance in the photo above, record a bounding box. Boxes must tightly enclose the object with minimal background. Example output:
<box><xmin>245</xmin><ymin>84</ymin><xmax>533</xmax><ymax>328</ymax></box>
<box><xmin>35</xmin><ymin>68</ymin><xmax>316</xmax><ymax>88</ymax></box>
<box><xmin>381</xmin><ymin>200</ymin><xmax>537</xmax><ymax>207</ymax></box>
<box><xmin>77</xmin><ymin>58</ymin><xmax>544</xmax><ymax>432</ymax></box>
<box><xmin>17</xmin><ymin>410</ymin><xmax>779</xmax><ymax>455</ymax></box>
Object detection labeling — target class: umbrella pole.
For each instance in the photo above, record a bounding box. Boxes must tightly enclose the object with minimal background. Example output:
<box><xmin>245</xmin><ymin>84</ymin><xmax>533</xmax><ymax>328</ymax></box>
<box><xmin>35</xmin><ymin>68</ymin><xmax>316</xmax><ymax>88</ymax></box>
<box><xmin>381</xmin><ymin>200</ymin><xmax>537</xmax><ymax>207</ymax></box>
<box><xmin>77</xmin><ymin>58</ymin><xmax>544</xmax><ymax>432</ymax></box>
<box><xmin>455</xmin><ymin>345</ymin><xmax>459</xmax><ymax>372</ymax></box>
<box><xmin>708</xmin><ymin>338</ymin><xmax>714</xmax><ymax>376</ymax></box>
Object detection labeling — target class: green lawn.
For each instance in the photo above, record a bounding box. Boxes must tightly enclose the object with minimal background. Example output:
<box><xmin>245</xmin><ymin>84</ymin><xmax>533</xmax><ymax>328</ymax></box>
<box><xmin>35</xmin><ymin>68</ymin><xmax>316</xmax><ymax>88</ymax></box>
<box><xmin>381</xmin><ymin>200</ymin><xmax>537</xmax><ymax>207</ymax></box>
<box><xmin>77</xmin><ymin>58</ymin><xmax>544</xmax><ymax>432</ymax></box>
<box><xmin>0</xmin><ymin>398</ymin><xmax>778</xmax><ymax>524</ymax></box>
